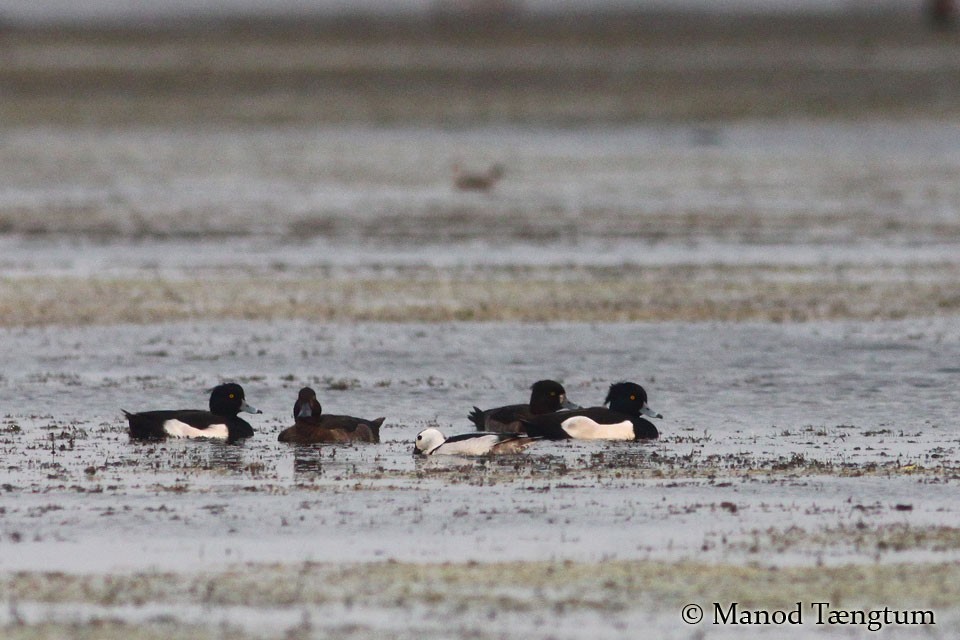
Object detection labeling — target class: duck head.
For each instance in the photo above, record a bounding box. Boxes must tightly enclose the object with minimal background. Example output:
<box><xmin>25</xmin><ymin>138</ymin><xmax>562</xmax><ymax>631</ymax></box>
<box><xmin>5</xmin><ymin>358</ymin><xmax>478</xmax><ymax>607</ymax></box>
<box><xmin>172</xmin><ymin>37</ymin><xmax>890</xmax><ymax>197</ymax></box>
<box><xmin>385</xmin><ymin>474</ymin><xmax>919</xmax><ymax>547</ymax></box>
<box><xmin>528</xmin><ymin>379</ymin><xmax>581</xmax><ymax>414</ymax></box>
<box><xmin>413</xmin><ymin>427</ymin><xmax>446</xmax><ymax>455</ymax></box>
<box><xmin>294</xmin><ymin>387</ymin><xmax>324</xmax><ymax>419</ymax></box>
<box><xmin>209</xmin><ymin>383</ymin><xmax>261</xmax><ymax>417</ymax></box>
<box><xmin>604</xmin><ymin>381</ymin><xmax>662</xmax><ymax>419</ymax></box>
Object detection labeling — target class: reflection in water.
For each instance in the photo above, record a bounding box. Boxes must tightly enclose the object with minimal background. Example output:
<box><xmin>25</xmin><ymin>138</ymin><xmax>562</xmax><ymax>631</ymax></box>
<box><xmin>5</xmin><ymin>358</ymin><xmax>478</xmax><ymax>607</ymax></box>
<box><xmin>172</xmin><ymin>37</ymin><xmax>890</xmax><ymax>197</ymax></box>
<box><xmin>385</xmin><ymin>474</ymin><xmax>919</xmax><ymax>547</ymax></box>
<box><xmin>293</xmin><ymin>445</ymin><xmax>324</xmax><ymax>478</ymax></box>
<box><xmin>408</xmin><ymin>447</ymin><xmax>654</xmax><ymax>475</ymax></box>
<box><xmin>412</xmin><ymin>454</ymin><xmax>491</xmax><ymax>469</ymax></box>
<box><xmin>208</xmin><ymin>440</ymin><xmax>246</xmax><ymax>471</ymax></box>
<box><xmin>125</xmin><ymin>439</ymin><xmax>249</xmax><ymax>473</ymax></box>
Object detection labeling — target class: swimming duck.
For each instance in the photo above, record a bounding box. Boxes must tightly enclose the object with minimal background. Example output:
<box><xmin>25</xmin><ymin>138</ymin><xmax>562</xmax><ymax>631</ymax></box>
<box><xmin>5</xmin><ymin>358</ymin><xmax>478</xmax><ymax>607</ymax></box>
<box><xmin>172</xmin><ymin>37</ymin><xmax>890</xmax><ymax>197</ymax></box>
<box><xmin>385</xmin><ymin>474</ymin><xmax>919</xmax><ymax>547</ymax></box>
<box><xmin>469</xmin><ymin>379</ymin><xmax>580</xmax><ymax>433</ymax></box>
<box><xmin>520</xmin><ymin>381</ymin><xmax>661</xmax><ymax>441</ymax></box>
<box><xmin>277</xmin><ymin>387</ymin><xmax>384</xmax><ymax>444</ymax></box>
<box><xmin>414</xmin><ymin>427</ymin><xmax>539</xmax><ymax>455</ymax></box>
<box><xmin>123</xmin><ymin>383</ymin><xmax>261</xmax><ymax>443</ymax></box>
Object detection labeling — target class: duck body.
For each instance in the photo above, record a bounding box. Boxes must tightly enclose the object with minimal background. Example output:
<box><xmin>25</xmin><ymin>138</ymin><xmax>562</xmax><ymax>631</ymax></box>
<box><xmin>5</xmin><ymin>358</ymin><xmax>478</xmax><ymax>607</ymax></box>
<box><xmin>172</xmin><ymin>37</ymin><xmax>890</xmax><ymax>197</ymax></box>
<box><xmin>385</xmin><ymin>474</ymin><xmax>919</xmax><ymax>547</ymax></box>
<box><xmin>520</xmin><ymin>382</ymin><xmax>661</xmax><ymax>441</ymax></box>
<box><xmin>414</xmin><ymin>428</ymin><xmax>539</xmax><ymax>455</ymax></box>
<box><xmin>467</xmin><ymin>402</ymin><xmax>530</xmax><ymax>433</ymax></box>
<box><xmin>278</xmin><ymin>415</ymin><xmax>384</xmax><ymax>444</ymax></box>
<box><xmin>277</xmin><ymin>387</ymin><xmax>383</xmax><ymax>444</ymax></box>
<box><xmin>124</xmin><ymin>383</ymin><xmax>260</xmax><ymax>443</ymax></box>
<box><xmin>470</xmin><ymin>379</ymin><xmax>579</xmax><ymax>433</ymax></box>
<box><xmin>520</xmin><ymin>408</ymin><xmax>658</xmax><ymax>441</ymax></box>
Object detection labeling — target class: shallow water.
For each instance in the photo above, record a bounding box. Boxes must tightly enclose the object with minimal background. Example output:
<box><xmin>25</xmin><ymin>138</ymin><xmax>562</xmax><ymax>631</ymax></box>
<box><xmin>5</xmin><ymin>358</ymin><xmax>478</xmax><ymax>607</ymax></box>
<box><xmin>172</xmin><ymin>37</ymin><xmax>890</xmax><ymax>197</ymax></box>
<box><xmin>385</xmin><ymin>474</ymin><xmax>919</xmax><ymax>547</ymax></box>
<box><xmin>2</xmin><ymin>319</ymin><xmax>958</xmax><ymax>574</ymax></box>
<box><xmin>2</xmin><ymin>319</ymin><xmax>959</xmax><ymax>637</ymax></box>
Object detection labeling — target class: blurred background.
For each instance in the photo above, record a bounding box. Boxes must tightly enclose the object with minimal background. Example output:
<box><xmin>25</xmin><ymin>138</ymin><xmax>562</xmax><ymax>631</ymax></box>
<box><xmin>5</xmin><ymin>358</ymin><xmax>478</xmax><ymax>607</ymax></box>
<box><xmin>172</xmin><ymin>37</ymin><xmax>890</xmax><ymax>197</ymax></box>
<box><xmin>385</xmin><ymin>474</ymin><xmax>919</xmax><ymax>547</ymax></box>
<box><xmin>0</xmin><ymin>1</ymin><xmax>943</xmax><ymax>26</ymax></box>
<box><xmin>1</xmin><ymin>0</ymin><xmax>957</xmax><ymax>126</ymax></box>
<box><xmin>1</xmin><ymin>0</ymin><xmax>959</xmax><ymax>323</ymax></box>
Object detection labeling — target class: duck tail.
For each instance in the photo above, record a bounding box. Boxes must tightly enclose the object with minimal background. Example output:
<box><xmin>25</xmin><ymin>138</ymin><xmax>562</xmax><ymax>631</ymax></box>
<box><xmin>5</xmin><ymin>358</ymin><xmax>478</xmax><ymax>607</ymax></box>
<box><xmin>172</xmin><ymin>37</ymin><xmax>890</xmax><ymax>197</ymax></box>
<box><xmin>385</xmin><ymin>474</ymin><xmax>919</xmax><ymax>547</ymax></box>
<box><xmin>123</xmin><ymin>411</ymin><xmax>154</xmax><ymax>440</ymax></box>
<box><xmin>468</xmin><ymin>407</ymin><xmax>486</xmax><ymax>430</ymax></box>
<box><xmin>514</xmin><ymin>434</ymin><xmax>543</xmax><ymax>448</ymax></box>
<box><xmin>369</xmin><ymin>417</ymin><xmax>386</xmax><ymax>443</ymax></box>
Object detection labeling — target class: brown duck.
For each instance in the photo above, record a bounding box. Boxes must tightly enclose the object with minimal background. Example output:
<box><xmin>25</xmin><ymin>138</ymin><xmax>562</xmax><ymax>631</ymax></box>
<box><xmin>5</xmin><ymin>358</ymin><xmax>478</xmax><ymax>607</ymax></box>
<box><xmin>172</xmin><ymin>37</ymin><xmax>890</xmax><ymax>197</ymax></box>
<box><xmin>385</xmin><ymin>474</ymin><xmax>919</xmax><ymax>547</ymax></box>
<box><xmin>277</xmin><ymin>387</ymin><xmax>384</xmax><ymax>444</ymax></box>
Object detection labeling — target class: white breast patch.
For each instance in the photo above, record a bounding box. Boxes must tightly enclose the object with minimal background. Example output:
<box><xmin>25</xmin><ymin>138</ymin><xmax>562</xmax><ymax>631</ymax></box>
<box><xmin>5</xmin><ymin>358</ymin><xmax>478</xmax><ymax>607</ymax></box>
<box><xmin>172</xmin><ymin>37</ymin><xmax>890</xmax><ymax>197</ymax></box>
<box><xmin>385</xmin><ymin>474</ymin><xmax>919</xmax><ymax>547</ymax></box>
<box><xmin>560</xmin><ymin>416</ymin><xmax>634</xmax><ymax>440</ymax></box>
<box><xmin>163</xmin><ymin>420</ymin><xmax>229</xmax><ymax>439</ymax></box>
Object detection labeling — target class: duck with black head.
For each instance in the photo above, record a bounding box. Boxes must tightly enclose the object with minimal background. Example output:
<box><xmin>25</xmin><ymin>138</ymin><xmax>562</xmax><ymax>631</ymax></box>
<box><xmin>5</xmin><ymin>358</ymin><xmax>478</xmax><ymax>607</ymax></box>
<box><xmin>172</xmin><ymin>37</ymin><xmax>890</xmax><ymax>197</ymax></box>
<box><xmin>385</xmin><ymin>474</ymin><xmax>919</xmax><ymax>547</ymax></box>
<box><xmin>469</xmin><ymin>379</ymin><xmax>580</xmax><ymax>433</ymax></box>
<box><xmin>277</xmin><ymin>387</ymin><xmax>384</xmax><ymax>444</ymax></box>
<box><xmin>123</xmin><ymin>383</ymin><xmax>261</xmax><ymax>443</ymax></box>
<box><xmin>520</xmin><ymin>381</ymin><xmax>662</xmax><ymax>441</ymax></box>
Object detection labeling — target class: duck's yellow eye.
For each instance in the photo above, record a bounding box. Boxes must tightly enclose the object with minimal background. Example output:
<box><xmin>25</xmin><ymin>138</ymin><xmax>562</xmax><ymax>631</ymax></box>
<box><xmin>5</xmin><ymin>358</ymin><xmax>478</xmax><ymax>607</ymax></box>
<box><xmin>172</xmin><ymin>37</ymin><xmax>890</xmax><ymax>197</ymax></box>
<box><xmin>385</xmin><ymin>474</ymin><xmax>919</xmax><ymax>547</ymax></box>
<box><xmin>550</xmin><ymin>391</ymin><xmax>557</xmax><ymax>396</ymax></box>
<box><xmin>630</xmin><ymin>395</ymin><xmax>636</xmax><ymax>400</ymax></box>
<box><xmin>229</xmin><ymin>393</ymin><xmax>236</xmax><ymax>399</ymax></box>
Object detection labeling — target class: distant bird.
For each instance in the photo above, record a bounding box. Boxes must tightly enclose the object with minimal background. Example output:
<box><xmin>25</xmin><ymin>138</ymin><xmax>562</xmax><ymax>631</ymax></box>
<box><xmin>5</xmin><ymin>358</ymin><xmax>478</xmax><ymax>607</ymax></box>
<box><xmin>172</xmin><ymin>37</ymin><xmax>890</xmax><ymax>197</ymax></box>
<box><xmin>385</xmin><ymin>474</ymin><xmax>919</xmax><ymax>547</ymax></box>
<box><xmin>520</xmin><ymin>381</ymin><xmax>662</xmax><ymax>441</ymax></box>
<box><xmin>413</xmin><ymin>427</ymin><xmax>539</xmax><ymax>455</ymax></box>
<box><xmin>469</xmin><ymin>379</ymin><xmax>580</xmax><ymax>433</ymax></box>
<box><xmin>277</xmin><ymin>387</ymin><xmax>383</xmax><ymax>444</ymax></box>
<box><xmin>453</xmin><ymin>162</ymin><xmax>504</xmax><ymax>191</ymax></box>
<box><xmin>124</xmin><ymin>383</ymin><xmax>261</xmax><ymax>443</ymax></box>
